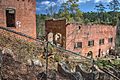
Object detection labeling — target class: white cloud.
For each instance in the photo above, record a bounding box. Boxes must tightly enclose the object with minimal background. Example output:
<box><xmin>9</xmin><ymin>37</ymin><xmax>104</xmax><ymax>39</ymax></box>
<box><xmin>48</xmin><ymin>2</ymin><xmax>56</xmax><ymax>7</ymax></box>
<box><xmin>78</xmin><ymin>0</ymin><xmax>91</xmax><ymax>3</ymax></box>
<box><xmin>36</xmin><ymin>8</ymin><xmax>40</xmax><ymax>11</ymax></box>
<box><xmin>40</xmin><ymin>1</ymin><xmax>56</xmax><ymax>10</ymax></box>
<box><xmin>40</xmin><ymin>1</ymin><xmax>56</xmax><ymax>7</ymax></box>
<box><xmin>94</xmin><ymin>0</ymin><xmax>112</xmax><ymax>3</ymax></box>
<box><xmin>41</xmin><ymin>1</ymin><xmax>50</xmax><ymax>5</ymax></box>
<box><xmin>58</xmin><ymin>0</ymin><xmax>91</xmax><ymax>4</ymax></box>
<box><xmin>57</xmin><ymin>0</ymin><xmax>68</xmax><ymax>4</ymax></box>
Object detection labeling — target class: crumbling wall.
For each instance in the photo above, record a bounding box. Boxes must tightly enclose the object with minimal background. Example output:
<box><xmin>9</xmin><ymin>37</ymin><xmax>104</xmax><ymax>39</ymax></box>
<box><xmin>66</xmin><ymin>24</ymin><xmax>116</xmax><ymax>58</ymax></box>
<box><xmin>45</xmin><ymin>19</ymin><xmax>66</xmax><ymax>47</ymax></box>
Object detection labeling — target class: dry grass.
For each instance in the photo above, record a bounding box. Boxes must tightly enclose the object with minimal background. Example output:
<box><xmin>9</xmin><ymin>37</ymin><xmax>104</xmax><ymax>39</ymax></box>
<box><xmin>0</xmin><ymin>30</ymin><xmax>44</xmax><ymax>62</ymax></box>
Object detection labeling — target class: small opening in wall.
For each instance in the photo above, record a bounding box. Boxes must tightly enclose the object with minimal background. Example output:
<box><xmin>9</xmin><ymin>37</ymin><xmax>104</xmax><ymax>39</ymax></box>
<box><xmin>6</xmin><ymin>8</ymin><xmax>16</xmax><ymax>27</ymax></box>
<box><xmin>87</xmin><ymin>51</ymin><xmax>93</xmax><ymax>58</ymax></box>
<box><xmin>22</xmin><ymin>0</ymin><xmax>25</xmax><ymax>1</ymax></box>
<box><xmin>78</xmin><ymin>26</ymin><xmax>81</xmax><ymax>29</ymax></box>
<box><xmin>17</xmin><ymin>0</ymin><xmax>19</xmax><ymax>1</ymax></box>
<box><xmin>98</xmin><ymin>49</ymin><xmax>101</xmax><ymax>57</ymax></box>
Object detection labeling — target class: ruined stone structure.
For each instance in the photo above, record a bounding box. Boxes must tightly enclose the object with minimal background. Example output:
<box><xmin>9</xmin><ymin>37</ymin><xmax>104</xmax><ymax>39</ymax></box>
<box><xmin>45</xmin><ymin>19</ymin><xmax>116</xmax><ymax>58</ymax></box>
<box><xmin>45</xmin><ymin>19</ymin><xmax>66</xmax><ymax>47</ymax></box>
<box><xmin>0</xmin><ymin>0</ymin><xmax>36</xmax><ymax>39</ymax></box>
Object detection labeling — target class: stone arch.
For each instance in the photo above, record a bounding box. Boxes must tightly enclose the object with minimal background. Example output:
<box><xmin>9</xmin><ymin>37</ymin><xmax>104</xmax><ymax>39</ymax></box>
<box><xmin>48</xmin><ymin>32</ymin><xmax>54</xmax><ymax>43</ymax></box>
<box><xmin>108</xmin><ymin>47</ymin><xmax>115</xmax><ymax>55</ymax></box>
<box><xmin>55</xmin><ymin>33</ymin><xmax>62</xmax><ymax>46</ymax></box>
<box><xmin>87</xmin><ymin>51</ymin><xmax>93</xmax><ymax>58</ymax></box>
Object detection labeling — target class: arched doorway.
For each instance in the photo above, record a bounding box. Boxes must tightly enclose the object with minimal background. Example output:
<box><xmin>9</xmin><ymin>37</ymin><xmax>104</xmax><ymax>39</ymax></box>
<box><xmin>87</xmin><ymin>51</ymin><xmax>93</xmax><ymax>58</ymax></box>
<box><xmin>55</xmin><ymin>33</ymin><xmax>62</xmax><ymax>47</ymax></box>
<box><xmin>48</xmin><ymin>32</ymin><xmax>54</xmax><ymax>43</ymax></box>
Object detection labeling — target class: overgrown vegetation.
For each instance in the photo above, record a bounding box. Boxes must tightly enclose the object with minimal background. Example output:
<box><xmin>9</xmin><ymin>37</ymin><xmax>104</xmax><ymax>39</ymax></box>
<box><xmin>96</xmin><ymin>59</ymin><xmax>120</xmax><ymax>70</ymax></box>
<box><xmin>0</xmin><ymin>30</ymin><xmax>44</xmax><ymax>62</ymax></box>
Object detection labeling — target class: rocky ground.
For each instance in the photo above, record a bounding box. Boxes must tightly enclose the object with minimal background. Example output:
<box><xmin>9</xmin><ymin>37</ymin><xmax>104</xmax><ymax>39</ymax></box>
<box><xmin>0</xmin><ymin>30</ymin><xmax>120</xmax><ymax>80</ymax></box>
<box><xmin>0</xmin><ymin>52</ymin><xmax>69</xmax><ymax>80</ymax></box>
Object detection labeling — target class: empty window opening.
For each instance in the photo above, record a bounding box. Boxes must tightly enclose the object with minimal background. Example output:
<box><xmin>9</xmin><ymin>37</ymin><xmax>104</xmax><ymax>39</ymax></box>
<box><xmin>78</xmin><ymin>26</ymin><xmax>81</xmax><ymax>29</ymax></box>
<box><xmin>98</xmin><ymin>49</ymin><xmax>101</xmax><ymax>57</ymax></box>
<box><xmin>99</xmin><ymin>39</ymin><xmax>104</xmax><ymax>45</ymax></box>
<box><xmin>88</xmin><ymin>40</ymin><xmax>94</xmax><ymax>47</ymax></box>
<box><xmin>6</xmin><ymin>8</ymin><xmax>16</xmax><ymax>27</ymax></box>
<box><xmin>108</xmin><ymin>37</ymin><xmax>113</xmax><ymax>43</ymax></box>
<box><xmin>74</xmin><ymin>42</ymin><xmax>82</xmax><ymax>48</ymax></box>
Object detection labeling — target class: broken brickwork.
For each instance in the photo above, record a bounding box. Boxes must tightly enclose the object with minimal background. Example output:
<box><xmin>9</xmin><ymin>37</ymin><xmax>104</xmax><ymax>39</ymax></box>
<box><xmin>45</xmin><ymin>19</ymin><xmax>66</xmax><ymax>47</ymax></box>
<box><xmin>46</xmin><ymin>19</ymin><xmax>116</xmax><ymax>58</ymax></box>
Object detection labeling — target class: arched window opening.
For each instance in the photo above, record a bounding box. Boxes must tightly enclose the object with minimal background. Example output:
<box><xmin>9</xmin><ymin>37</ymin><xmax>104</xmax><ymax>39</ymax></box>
<box><xmin>48</xmin><ymin>32</ymin><xmax>54</xmax><ymax>43</ymax></box>
<box><xmin>87</xmin><ymin>51</ymin><xmax>93</xmax><ymax>58</ymax></box>
<box><xmin>55</xmin><ymin>33</ymin><xmax>62</xmax><ymax>46</ymax></box>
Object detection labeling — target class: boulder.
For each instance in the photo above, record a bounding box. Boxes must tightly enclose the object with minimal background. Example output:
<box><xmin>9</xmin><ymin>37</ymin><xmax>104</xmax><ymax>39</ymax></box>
<box><xmin>27</xmin><ymin>59</ymin><xmax>43</xmax><ymax>67</ymax></box>
<box><xmin>58</xmin><ymin>62</ymin><xmax>83</xmax><ymax>80</ymax></box>
<box><xmin>76</xmin><ymin>65</ymin><xmax>97</xmax><ymax>80</ymax></box>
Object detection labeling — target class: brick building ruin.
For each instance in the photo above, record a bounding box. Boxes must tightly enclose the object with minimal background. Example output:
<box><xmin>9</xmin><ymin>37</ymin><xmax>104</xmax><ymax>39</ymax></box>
<box><xmin>45</xmin><ymin>19</ymin><xmax>116</xmax><ymax>58</ymax></box>
<box><xmin>0</xmin><ymin>0</ymin><xmax>36</xmax><ymax>39</ymax></box>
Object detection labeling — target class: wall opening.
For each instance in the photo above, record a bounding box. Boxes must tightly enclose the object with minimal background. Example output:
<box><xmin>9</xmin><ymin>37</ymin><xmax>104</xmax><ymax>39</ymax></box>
<box><xmin>87</xmin><ymin>51</ymin><xmax>93</xmax><ymax>58</ymax></box>
<box><xmin>55</xmin><ymin>33</ymin><xmax>62</xmax><ymax>47</ymax></box>
<box><xmin>6</xmin><ymin>8</ymin><xmax>16</xmax><ymax>27</ymax></box>
<box><xmin>48</xmin><ymin>32</ymin><xmax>54</xmax><ymax>43</ymax></box>
<box><xmin>74</xmin><ymin>42</ymin><xmax>82</xmax><ymax>48</ymax></box>
<box><xmin>98</xmin><ymin>49</ymin><xmax>101</xmax><ymax>57</ymax></box>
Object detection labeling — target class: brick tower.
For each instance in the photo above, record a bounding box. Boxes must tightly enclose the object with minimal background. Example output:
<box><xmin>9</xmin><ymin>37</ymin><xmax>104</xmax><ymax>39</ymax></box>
<box><xmin>0</xmin><ymin>0</ymin><xmax>36</xmax><ymax>39</ymax></box>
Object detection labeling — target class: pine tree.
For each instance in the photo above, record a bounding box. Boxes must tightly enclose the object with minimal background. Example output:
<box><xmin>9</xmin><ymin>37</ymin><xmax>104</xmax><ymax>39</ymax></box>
<box><xmin>59</xmin><ymin>0</ymin><xmax>82</xmax><ymax>22</ymax></box>
<box><xmin>108</xmin><ymin>0</ymin><xmax>120</xmax><ymax>12</ymax></box>
<box><xmin>95</xmin><ymin>2</ymin><xmax>106</xmax><ymax>23</ymax></box>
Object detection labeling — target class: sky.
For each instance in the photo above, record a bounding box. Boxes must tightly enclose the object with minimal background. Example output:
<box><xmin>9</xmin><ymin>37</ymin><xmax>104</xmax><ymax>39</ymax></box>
<box><xmin>36</xmin><ymin>0</ymin><xmax>120</xmax><ymax>14</ymax></box>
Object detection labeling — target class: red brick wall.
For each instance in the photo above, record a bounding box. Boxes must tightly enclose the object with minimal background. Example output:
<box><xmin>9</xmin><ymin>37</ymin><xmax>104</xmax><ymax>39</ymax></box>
<box><xmin>0</xmin><ymin>0</ymin><xmax>36</xmax><ymax>39</ymax></box>
<box><xmin>45</xmin><ymin>19</ymin><xmax>66</xmax><ymax>47</ymax></box>
<box><xmin>66</xmin><ymin>24</ymin><xmax>116</xmax><ymax>58</ymax></box>
<box><xmin>45</xmin><ymin>19</ymin><xmax>116</xmax><ymax>58</ymax></box>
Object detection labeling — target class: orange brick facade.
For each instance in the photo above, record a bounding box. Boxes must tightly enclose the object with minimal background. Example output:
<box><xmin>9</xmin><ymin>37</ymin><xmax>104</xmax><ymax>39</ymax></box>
<box><xmin>66</xmin><ymin>24</ymin><xmax>116</xmax><ymax>58</ymax></box>
<box><xmin>0</xmin><ymin>0</ymin><xmax>36</xmax><ymax>39</ymax></box>
<box><xmin>46</xmin><ymin>19</ymin><xmax>116</xmax><ymax>58</ymax></box>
